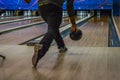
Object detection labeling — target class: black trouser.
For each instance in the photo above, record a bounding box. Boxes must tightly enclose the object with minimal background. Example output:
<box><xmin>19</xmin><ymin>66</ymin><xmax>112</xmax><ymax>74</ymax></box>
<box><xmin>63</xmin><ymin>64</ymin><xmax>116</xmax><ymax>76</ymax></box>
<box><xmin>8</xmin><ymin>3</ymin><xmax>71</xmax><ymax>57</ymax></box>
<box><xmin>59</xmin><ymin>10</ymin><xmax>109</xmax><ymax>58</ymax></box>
<box><xmin>38</xmin><ymin>4</ymin><xmax>65</xmax><ymax>57</ymax></box>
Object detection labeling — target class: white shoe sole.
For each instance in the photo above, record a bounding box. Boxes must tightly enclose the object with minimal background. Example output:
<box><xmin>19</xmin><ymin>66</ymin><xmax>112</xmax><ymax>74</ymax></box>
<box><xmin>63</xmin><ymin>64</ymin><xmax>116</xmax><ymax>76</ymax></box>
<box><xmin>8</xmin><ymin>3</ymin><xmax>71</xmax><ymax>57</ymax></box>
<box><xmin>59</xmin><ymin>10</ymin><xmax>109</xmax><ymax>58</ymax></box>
<box><xmin>32</xmin><ymin>44</ymin><xmax>41</xmax><ymax>67</ymax></box>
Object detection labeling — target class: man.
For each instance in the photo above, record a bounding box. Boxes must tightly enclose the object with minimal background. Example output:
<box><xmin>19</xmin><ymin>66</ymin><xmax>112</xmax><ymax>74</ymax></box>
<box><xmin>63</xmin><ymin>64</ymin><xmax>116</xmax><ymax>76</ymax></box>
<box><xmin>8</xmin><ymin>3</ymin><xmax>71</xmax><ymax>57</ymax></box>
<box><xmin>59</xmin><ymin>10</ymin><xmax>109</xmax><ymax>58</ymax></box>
<box><xmin>32</xmin><ymin>0</ymin><xmax>78</xmax><ymax>68</ymax></box>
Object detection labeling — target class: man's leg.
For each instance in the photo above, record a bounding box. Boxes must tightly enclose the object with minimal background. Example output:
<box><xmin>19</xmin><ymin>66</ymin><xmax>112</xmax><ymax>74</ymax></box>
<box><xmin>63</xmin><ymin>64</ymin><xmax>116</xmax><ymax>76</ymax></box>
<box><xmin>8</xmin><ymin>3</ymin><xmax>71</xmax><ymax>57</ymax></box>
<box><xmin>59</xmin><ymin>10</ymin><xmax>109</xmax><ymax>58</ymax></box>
<box><xmin>32</xmin><ymin>4</ymin><xmax>66</xmax><ymax>67</ymax></box>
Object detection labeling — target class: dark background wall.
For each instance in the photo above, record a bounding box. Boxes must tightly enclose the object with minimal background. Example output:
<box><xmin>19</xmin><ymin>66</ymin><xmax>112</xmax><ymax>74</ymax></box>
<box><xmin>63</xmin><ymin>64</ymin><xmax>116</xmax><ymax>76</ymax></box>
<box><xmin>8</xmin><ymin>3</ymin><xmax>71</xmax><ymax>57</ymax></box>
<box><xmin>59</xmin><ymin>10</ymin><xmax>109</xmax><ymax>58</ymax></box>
<box><xmin>113</xmin><ymin>0</ymin><xmax>120</xmax><ymax>16</ymax></box>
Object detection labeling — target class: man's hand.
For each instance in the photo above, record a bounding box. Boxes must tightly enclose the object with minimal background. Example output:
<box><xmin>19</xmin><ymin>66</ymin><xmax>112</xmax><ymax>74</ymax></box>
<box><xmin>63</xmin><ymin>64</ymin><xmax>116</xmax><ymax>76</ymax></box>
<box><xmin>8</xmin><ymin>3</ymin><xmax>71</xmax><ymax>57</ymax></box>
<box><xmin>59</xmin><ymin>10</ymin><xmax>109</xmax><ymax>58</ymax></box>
<box><xmin>70</xmin><ymin>24</ymin><xmax>78</xmax><ymax>32</ymax></box>
<box><xmin>69</xmin><ymin>16</ymin><xmax>78</xmax><ymax>32</ymax></box>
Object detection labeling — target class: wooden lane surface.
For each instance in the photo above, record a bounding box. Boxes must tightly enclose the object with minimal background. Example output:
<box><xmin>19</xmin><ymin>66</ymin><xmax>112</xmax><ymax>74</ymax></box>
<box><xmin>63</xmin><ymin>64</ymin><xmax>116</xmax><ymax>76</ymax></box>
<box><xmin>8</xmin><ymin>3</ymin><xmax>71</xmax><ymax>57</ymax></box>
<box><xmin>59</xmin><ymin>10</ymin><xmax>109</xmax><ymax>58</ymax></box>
<box><xmin>0</xmin><ymin>45</ymin><xmax>120</xmax><ymax>80</ymax></box>
<box><xmin>0</xmin><ymin>16</ymin><xmax>26</xmax><ymax>22</ymax></box>
<box><xmin>0</xmin><ymin>18</ymin><xmax>42</xmax><ymax>31</ymax></box>
<box><xmin>64</xmin><ymin>16</ymin><xmax>109</xmax><ymax>47</ymax></box>
<box><xmin>0</xmin><ymin>20</ymin><xmax>69</xmax><ymax>45</ymax></box>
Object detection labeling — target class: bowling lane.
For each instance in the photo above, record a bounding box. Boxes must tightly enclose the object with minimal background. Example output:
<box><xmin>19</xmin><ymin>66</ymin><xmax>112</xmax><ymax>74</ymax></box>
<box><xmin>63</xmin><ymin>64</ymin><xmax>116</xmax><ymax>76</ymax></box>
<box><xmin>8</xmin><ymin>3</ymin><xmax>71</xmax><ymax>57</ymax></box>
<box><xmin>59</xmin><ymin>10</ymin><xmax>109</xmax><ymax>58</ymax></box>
<box><xmin>0</xmin><ymin>17</ymin><xmax>70</xmax><ymax>32</ymax></box>
<box><xmin>0</xmin><ymin>19</ymin><xmax>70</xmax><ymax>45</ymax></box>
<box><xmin>0</xmin><ymin>16</ymin><xmax>27</xmax><ymax>22</ymax></box>
<box><xmin>64</xmin><ymin>16</ymin><xmax>109</xmax><ymax>47</ymax></box>
<box><xmin>0</xmin><ymin>18</ymin><xmax>43</xmax><ymax>31</ymax></box>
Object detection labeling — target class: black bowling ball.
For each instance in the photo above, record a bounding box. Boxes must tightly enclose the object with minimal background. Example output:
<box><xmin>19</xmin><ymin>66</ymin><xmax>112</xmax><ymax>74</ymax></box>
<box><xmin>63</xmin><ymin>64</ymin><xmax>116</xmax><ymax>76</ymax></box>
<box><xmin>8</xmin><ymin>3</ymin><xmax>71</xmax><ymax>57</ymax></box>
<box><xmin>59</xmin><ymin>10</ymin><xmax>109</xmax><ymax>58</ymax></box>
<box><xmin>69</xmin><ymin>29</ymin><xmax>82</xmax><ymax>41</ymax></box>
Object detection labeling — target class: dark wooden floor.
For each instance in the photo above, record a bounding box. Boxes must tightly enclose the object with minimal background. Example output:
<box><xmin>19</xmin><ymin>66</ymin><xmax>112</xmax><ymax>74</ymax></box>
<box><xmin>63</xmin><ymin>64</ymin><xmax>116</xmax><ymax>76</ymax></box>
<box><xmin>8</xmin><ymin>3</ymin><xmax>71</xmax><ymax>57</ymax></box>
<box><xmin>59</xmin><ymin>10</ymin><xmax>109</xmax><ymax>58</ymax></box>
<box><xmin>0</xmin><ymin>45</ymin><xmax>120</xmax><ymax>80</ymax></box>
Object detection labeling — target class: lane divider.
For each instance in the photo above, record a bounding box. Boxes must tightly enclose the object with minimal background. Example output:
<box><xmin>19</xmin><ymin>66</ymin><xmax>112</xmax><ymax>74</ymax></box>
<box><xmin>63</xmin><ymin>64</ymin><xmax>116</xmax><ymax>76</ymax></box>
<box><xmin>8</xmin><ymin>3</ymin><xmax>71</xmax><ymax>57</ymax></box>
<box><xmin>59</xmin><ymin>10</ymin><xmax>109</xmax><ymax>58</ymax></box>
<box><xmin>108</xmin><ymin>16</ymin><xmax>120</xmax><ymax>47</ymax></box>
<box><xmin>0</xmin><ymin>16</ymin><xmax>41</xmax><ymax>24</ymax></box>
<box><xmin>112</xmin><ymin>15</ymin><xmax>120</xmax><ymax>41</ymax></box>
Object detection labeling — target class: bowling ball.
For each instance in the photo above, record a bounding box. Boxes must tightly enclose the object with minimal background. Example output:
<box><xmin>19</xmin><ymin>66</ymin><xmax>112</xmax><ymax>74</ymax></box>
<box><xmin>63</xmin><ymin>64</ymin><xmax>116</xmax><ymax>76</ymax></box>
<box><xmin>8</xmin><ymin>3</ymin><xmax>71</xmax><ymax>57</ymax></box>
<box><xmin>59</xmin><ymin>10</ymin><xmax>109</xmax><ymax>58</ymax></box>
<box><xmin>69</xmin><ymin>29</ymin><xmax>82</xmax><ymax>41</ymax></box>
<box><xmin>24</xmin><ymin>0</ymin><xmax>31</xmax><ymax>4</ymax></box>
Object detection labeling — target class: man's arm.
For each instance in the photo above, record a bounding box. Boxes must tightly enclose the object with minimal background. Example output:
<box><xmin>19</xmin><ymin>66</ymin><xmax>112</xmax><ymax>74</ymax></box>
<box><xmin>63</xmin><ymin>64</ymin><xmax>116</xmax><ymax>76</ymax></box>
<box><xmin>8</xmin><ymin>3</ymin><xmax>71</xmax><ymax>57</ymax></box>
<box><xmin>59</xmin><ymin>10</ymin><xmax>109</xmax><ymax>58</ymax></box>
<box><xmin>66</xmin><ymin>0</ymin><xmax>78</xmax><ymax>32</ymax></box>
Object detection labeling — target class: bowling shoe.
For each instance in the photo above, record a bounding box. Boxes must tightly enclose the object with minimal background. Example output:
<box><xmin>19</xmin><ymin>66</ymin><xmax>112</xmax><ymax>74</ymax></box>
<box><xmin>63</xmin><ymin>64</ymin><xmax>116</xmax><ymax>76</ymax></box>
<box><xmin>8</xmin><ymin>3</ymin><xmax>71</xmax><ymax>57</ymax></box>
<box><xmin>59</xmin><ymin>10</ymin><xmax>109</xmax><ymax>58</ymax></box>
<box><xmin>59</xmin><ymin>47</ymin><xmax>68</xmax><ymax>53</ymax></box>
<box><xmin>32</xmin><ymin>44</ymin><xmax>42</xmax><ymax>68</ymax></box>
